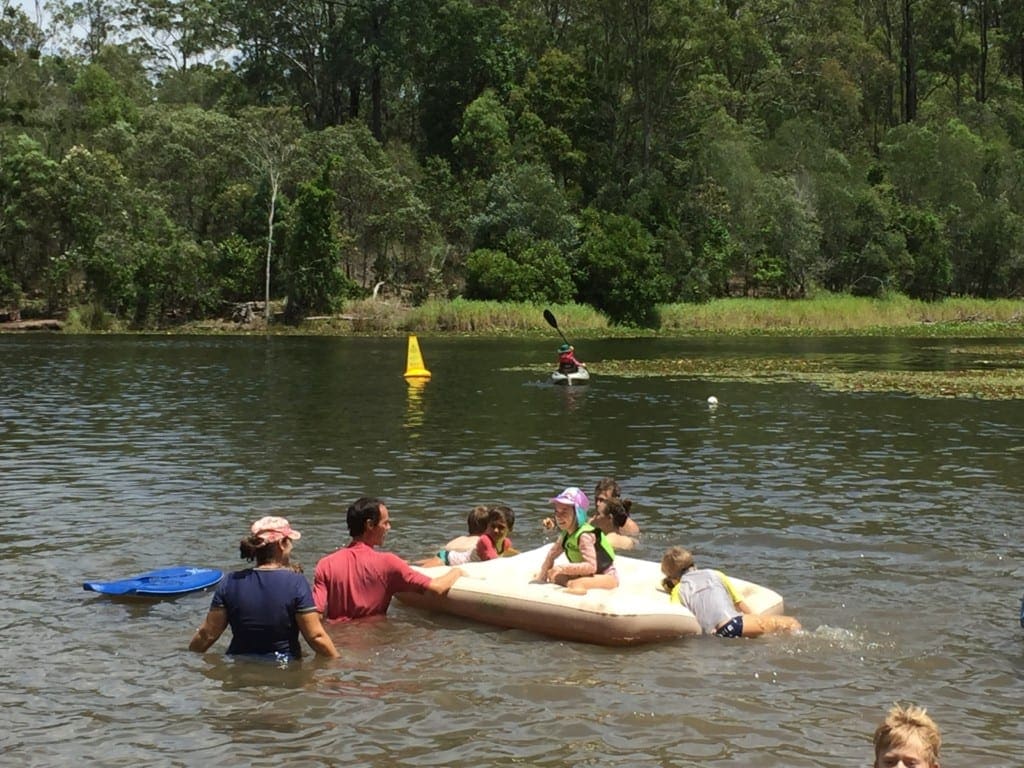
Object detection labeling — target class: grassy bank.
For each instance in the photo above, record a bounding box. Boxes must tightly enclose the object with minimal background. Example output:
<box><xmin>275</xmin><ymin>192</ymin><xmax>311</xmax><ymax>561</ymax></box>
<box><xmin>39</xmin><ymin>294</ymin><xmax>1024</xmax><ymax>337</ymax></box>
<box><xmin>656</xmin><ymin>295</ymin><xmax>1024</xmax><ymax>335</ymax></box>
<box><xmin>294</xmin><ymin>294</ymin><xmax>1024</xmax><ymax>337</ymax></box>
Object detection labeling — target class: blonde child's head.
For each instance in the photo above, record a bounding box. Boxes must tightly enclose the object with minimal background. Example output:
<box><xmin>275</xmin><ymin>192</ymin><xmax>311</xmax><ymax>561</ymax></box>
<box><xmin>660</xmin><ymin>546</ymin><xmax>695</xmax><ymax>592</ymax></box>
<box><xmin>872</xmin><ymin>704</ymin><xmax>941</xmax><ymax>768</ymax></box>
<box><xmin>661</xmin><ymin>546</ymin><xmax>695</xmax><ymax>579</ymax></box>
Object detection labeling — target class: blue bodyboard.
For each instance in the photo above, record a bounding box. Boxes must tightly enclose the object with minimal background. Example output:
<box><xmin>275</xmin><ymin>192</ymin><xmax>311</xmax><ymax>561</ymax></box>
<box><xmin>83</xmin><ymin>566</ymin><xmax>223</xmax><ymax>597</ymax></box>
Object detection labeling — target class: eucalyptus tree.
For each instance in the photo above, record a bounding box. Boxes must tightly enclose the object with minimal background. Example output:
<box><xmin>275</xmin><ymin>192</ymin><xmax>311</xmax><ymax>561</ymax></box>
<box><xmin>239</xmin><ymin>106</ymin><xmax>302</xmax><ymax>321</ymax></box>
<box><xmin>571</xmin><ymin>0</ymin><xmax>711</xmax><ymax>199</ymax></box>
<box><xmin>124</xmin><ymin>104</ymin><xmax>247</xmax><ymax>241</ymax></box>
<box><xmin>211</xmin><ymin>0</ymin><xmax>439</xmax><ymax>138</ymax></box>
<box><xmin>411</xmin><ymin>0</ymin><xmax>519</xmax><ymax>157</ymax></box>
<box><xmin>47</xmin><ymin>0</ymin><xmax>129</xmax><ymax>59</ymax></box>
<box><xmin>998</xmin><ymin>0</ymin><xmax>1024</xmax><ymax>91</ymax></box>
<box><xmin>117</xmin><ymin>0</ymin><xmax>228</xmax><ymax>73</ymax></box>
<box><xmin>471</xmin><ymin>162</ymin><xmax>577</xmax><ymax>254</ymax></box>
<box><xmin>898</xmin><ymin>205</ymin><xmax>951</xmax><ymax>299</ymax></box>
<box><xmin>293</xmin><ymin>122</ymin><xmax>435</xmax><ymax>292</ymax></box>
<box><xmin>53</xmin><ymin>144</ymin><xmax>136</xmax><ymax>312</ymax></box>
<box><xmin>209</xmin><ymin>0</ymin><xmax>345</xmax><ymax>127</ymax></box>
<box><xmin>878</xmin><ymin>118</ymin><xmax>1024</xmax><ymax>296</ymax></box>
<box><xmin>281</xmin><ymin>169</ymin><xmax>354</xmax><ymax>322</ymax></box>
<box><xmin>511</xmin><ymin>48</ymin><xmax>591</xmax><ymax>190</ymax></box>
<box><xmin>573</xmin><ymin>207</ymin><xmax>669</xmax><ymax>326</ymax></box>
<box><xmin>0</xmin><ymin>134</ymin><xmax>59</xmax><ymax>306</ymax></box>
<box><xmin>0</xmin><ymin>2</ymin><xmax>45</xmax><ymax>129</ymax></box>
<box><xmin>452</xmin><ymin>89</ymin><xmax>512</xmax><ymax>178</ymax></box>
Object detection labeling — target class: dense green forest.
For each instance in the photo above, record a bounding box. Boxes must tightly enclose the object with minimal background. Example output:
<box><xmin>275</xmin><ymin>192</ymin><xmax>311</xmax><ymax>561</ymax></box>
<box><xmin>2</xmin><ymin>0</ymin><xmax>1023</xmax><ymax>327</ymax></box>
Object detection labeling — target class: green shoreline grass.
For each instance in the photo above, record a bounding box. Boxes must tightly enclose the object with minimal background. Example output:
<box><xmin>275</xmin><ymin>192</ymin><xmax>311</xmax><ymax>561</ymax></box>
<box><xmin>259</xmin><ymin>295</ymin><xmax>1024</xmax><ymax>338</ymax></box>
<box><xmin>30</xmin><ymin>293</ymin><xmax>1024</xmax><ymax>337</ymax></box>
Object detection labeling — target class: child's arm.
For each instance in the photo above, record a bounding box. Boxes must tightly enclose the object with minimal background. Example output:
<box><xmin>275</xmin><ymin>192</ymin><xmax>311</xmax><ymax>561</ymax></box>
<box><xmin>416</xmin><ymin>548</ymin><xmax>474</xmax><ymax>567</ymax></box>
<box><xmin>475</xmin><ymin>535</ymin><xmax>499</xmax><ymax>561</ymax></box>
<box><xmin>716</xmin><ymin>570</ymin><xmax>752</xmax><ymax>613</ymax></box>
<box><xmin>553</xmin><ymin>532</ymin><xmax>599</xmax><ymax>577</ymax></box>
<box><xmin>536</xmin><ymin>540</ymin><xmax>562</xmax><ymax>582</ymax></box>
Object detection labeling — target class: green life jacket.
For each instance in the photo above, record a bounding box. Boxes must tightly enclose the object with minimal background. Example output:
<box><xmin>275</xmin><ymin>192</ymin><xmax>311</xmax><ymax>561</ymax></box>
<box><xmin>560</xmin><ymin>523</ymin><xmax>616</xmax><ymax>574</ymax></box>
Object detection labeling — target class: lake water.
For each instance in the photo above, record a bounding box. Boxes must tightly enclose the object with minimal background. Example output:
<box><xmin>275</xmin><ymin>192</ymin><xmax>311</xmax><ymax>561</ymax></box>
<box><xmin>1</xmin><ymin>334</ymin><xmax>1021</xmax><ymax>766</ymax></box>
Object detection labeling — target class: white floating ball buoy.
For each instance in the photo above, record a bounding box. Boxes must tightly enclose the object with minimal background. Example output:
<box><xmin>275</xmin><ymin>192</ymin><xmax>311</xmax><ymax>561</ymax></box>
<box><xmin>707</xmin><ymin>396</ymin><xmax>719</xmax><ymax>406</ymax></box>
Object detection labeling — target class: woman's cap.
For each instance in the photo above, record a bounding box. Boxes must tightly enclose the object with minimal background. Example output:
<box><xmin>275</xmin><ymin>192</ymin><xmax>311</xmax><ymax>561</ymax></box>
<box><xmin>550</xmin><ymin>487</ymin><xmax>589</xmax><ymax>511</ymax></box>
<box><xmin>558</xmin><ymin>343</ymin><xmax>572</xmax><ymax>353</ymax></box>
<box><xmin>251</xmin><ymin>516</ymin><xmax>301</xmax><ymax>543</ymax></box>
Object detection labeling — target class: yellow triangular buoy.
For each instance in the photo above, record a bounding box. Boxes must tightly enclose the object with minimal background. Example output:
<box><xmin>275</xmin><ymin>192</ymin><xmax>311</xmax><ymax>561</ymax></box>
<box><xmin>404</xmin><ymin>335</ymin><xmax>431</xmax><ymax>380</ymax></box>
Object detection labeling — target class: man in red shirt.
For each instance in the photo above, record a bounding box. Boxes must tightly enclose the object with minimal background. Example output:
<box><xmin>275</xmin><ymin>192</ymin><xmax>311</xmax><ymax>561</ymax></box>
<box><xmin>313</xmin><ymin>497</ymin><xmax>464</xmax><ymax>621</ymax></box>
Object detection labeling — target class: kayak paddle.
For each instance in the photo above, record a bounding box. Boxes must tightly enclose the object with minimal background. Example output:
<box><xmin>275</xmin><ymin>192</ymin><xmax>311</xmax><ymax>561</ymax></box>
<box><xmin>543</xmin><ymin>309</ymin><xmax>571</xmax><ymax>347</ymax></box>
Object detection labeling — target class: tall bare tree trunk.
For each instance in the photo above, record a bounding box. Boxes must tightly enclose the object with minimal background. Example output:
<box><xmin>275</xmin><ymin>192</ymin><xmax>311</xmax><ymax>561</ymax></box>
<box><xmin>901</xmin><ymin>0</ymin><xmax>917</xmax><ymax>122</ymax></box>
<box><xmin>265</xmin><ymin>173</ymin><xmax>279</xmax><ymax>323</ymax></box>
<box><xmin>977</xmin><ymin>0</ymin><xmax>988</xmax><ymax>102</ymax></box>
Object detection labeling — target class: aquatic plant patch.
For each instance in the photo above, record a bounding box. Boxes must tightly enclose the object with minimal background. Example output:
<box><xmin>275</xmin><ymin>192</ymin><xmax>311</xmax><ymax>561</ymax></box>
<box><xmin>516</xmin><ymin>347</ymin><xmax>1024</xmax><ymax>400</ymax></box>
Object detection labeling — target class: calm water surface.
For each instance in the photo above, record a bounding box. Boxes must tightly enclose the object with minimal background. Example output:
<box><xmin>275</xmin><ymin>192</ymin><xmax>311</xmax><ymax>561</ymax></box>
<box><xmin>1</xmin><ymin>334</ymin><xmax>1022</xmax><ymax>766</ymax></box>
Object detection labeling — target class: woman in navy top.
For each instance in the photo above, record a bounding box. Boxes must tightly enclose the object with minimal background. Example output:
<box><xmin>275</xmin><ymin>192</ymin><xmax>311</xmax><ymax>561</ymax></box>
<box><xmin>189</xmin><ymin>516</ymin><xmax>338</xmax><ymax>660</ymax></box>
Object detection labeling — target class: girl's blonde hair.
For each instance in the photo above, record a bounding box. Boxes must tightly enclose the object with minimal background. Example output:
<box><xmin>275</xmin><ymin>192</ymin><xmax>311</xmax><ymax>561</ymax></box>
<box><xmin>660</xmin><ymin>546</ymin><xmax>695</xmax><ymax>592</ymax></box>
<box><xmin>660</xmin><ymin>546</ymin><xmax>695</xmax><ymax>578</ymax></box>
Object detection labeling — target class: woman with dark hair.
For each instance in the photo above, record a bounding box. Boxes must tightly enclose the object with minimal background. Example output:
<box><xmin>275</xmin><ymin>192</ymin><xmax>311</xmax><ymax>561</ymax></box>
<box><xmin>591</xmin><ymin>497</ymin><xmax>639</xmax><ymax>550</ymax></box>
<box><xmin>594</xmin><ymin>478</ymin><xmax>640</xmax><ymax>535</ymax></box>
<box><xmin>189</xmin><ymin>516</ymin><xmax>338</xmax><ymax>660</ymax></box>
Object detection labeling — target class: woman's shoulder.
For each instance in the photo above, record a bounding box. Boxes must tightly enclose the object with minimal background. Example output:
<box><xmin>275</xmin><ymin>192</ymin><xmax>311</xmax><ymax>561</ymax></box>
<box><xmin>605</xmin><ymin>532</ymin><xmax>637</xmax><ymax>550</ymax></box>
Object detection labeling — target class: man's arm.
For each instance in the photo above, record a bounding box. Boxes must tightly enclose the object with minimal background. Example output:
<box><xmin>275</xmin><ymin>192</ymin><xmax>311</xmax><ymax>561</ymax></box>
<box><xmin>425</xmin><ymin>567</ymin><xmax>464</xmax><ymax>595</ymax></box>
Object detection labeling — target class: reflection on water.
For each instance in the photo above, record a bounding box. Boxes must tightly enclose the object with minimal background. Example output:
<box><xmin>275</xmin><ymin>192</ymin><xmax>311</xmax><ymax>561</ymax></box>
<box><xmin>199</xmin><ymin>654</ymin><xmax>321</xmax><ymax>690</ymax></box>
<box><xmin>1</xmin><ymin>335</ymin><xmax>1021</xmax><ymax>766</ymax></box>
<box><xmin>404</xmin><ymin>377</ymin><xmax>428</xmax><ymax>434</ymax></box>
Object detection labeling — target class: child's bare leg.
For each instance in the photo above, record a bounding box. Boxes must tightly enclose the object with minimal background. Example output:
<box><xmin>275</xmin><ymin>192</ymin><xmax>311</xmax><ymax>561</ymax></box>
<box><xmin>741</xmin><ymin>614</ymin><xmax>802</xmax><ymax>637</ymax></box>
<box><xmin>565</xmin><ymin>573</ymin><xmax>618</xmax><ymax>595</ymax></box>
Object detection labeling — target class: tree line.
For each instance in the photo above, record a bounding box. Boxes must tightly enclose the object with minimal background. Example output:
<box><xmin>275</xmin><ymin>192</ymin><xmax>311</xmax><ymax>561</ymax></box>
<box><xmin>1</xmin><ymin>0</ymin><xmax>1022</xmax><ymax>327</ymax></box>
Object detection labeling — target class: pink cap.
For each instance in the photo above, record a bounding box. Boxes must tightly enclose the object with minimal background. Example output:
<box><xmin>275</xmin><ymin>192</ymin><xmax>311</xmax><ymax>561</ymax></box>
<box><xmin>549</xmin><ymin>487</ymin><xmax>589</xmax><ymax>511</ymax></box>
<box><xmin>250</xmin><ymin>516</ymin><xmax>301</xmax><ymax>543</ymax></box>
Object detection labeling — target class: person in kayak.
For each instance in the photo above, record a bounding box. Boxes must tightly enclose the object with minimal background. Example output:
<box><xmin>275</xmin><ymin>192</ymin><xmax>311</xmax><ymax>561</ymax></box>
<box><xmin>536</xmin><ymin>487</ymin><xmax>618</xmax><ymax>595</ymax></box>
<box><xmin>557</xmin><ymin>343</ymin><xmax>585</xmax><ymax>374</ymax></box>
<box><xmin>659</xmin><ymin>546</ymin><xmax>801</xmax><ymax>638</ymax></box>
<box><xmin>189</xmin><ymin>516</ymin><xmax>339</xmax><ymax>661</ymax></box>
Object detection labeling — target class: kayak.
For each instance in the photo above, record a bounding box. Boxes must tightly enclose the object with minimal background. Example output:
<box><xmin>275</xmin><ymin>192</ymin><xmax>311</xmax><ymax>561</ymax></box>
<box><xmin>83</xmin><ymin>566</ymin><xmax>223</xmax><ymax>597</ymax></box>
<box><xmin>551</xmin><ymin>367</ymin><xmax>590</xmax><ymax>386</ymax></box>
<box><xmin>398</xmin><ymin>546</ymin><xmax>784</xmax><ymax>646</ymax></box>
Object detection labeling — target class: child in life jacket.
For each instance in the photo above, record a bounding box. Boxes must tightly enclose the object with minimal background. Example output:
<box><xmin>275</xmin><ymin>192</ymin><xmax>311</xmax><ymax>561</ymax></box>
<box><xmin>536</xmin><ymin>487</ymin><xmax>618</xmax><ymax>595</ymax></box>
<box><xmin>557</xmin><ymin>343</ymin><xmax>584</xmax><ymax>374</ymax></box>
<box><xmin>419</xmin><ymin>506</ymin><xmax>517</xmax><ymax>566</ymax></box>
<box><xmin>660</xmin><ymin>546</ymin><xmax>801</xmax><ymax>638</ymax></box>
